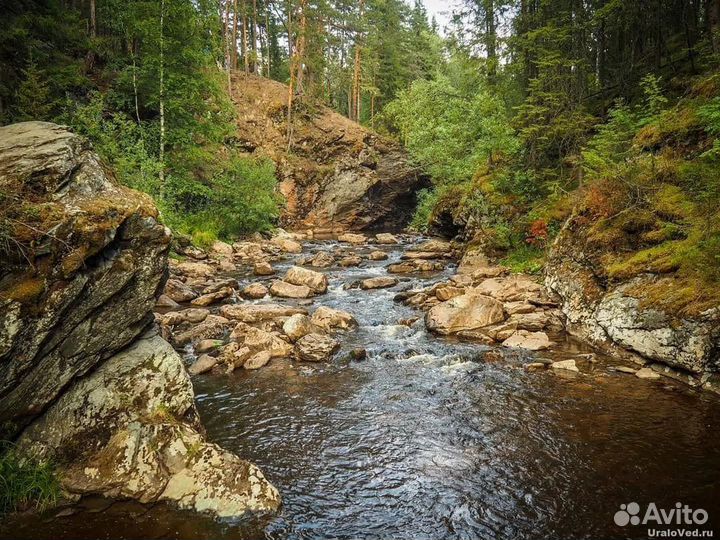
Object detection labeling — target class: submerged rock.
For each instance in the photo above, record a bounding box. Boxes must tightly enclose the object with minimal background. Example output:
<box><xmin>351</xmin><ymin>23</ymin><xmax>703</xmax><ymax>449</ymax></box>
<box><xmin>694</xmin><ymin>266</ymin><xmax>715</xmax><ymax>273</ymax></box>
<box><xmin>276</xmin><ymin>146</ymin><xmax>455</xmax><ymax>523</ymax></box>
<box><xmin>502</xmin><ymin>330</ymin><xmax>553</xmax><ymax>351</ymax></box>
<box><xmin>550</xmin><ymin>359</ymin><xmax>579</xmax><ymax>372</ymax></box>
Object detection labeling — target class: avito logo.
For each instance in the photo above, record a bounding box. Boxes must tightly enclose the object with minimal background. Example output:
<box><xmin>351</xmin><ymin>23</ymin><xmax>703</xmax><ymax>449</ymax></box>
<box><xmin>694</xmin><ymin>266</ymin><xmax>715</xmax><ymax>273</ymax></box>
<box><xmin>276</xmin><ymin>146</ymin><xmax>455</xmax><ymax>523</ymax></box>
<box><xmin>614</xmin><ymin>502</ymin><xmax>712</xmax><ymax>538</ymax></box>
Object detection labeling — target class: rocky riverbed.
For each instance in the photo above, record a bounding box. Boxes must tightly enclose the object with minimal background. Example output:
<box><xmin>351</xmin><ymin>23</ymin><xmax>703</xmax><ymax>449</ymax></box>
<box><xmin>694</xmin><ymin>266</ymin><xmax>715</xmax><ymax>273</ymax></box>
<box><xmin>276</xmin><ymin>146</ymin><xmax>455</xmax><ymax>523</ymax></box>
<box><xmin>6</xmin><ymin>230</ymin><xmax>720</xmax><ymax>539</ymax></box>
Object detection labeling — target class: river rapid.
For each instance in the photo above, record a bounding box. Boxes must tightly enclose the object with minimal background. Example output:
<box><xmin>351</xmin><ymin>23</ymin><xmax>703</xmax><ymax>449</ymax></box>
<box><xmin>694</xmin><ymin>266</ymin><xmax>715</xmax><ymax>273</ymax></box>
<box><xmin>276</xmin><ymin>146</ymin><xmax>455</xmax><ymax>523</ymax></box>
<box><xmin>4</xmin><ymin>236</ymin><xmax>720</xmax><ymax>540</ymax></box>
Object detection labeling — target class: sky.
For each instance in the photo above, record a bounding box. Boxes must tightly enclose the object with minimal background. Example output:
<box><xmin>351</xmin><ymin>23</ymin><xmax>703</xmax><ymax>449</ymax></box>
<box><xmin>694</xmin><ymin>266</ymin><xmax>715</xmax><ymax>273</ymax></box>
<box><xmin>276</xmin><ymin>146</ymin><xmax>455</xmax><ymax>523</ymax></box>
<box><xmin>423</xmin><ymin>0</ymin><xmax>455</xmax><ymax>33</ymax></box>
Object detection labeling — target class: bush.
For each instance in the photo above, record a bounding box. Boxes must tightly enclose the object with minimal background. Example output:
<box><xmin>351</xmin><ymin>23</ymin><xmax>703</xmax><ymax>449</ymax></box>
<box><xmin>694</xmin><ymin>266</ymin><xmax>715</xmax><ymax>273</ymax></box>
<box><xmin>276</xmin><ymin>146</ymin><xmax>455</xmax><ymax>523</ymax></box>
<box><xmin>410</xmin><ymin>188</ymin><xmax>440</xmax><ymax>232</ymax></box>
<box><xmin>0</xmin><ymin>443</ymin><xmax>60</xmax><ymax>515</ymax></box>
<box><xmin>166</xmin><ymin>154</ymin><xmax>281</xmax><ymax>240</ymax></box>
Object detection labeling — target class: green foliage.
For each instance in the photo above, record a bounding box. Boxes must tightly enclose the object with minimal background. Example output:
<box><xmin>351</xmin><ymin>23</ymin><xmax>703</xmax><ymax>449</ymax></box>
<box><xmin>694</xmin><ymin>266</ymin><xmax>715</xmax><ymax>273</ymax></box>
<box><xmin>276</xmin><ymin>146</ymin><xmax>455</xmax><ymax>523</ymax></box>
<box><xmin>166</xmin><ymin>154</ymin><xmax>281</xmax><ymax>239</ymax></box>
<box><xmin>14</xmin><ymin>61</ymin><xmax>53</xmax><ymax>122</ymax></box>
<box><xmin>384</xmin><ymin>69</ymin><xmax>517</xmax><ymax>185</ymax></box>
<box><xmin>59</xmin><ymin>92</ymin><xmax>162</xmax><ymax>197</ymax></box>
<box><xmin>582</xmin><ymin>102</ymin><xmax>641</xmax><ymax>185</ymax></box>
<box><xmin>0</xmin><ymin>443</ymin><xmax>60</xmax><ymax>516</ymax></box>
<box><xmin>410</xmin><ymin>188</ymin><xmax>440</xmax><ymax>232</ymax></box>
<box><xmin>500</xmin><ymin>244</ymin><xmax>545</xmax><ymax>275</ymax></box>
<box><xmin>1</xmin><ymin>0</ymin><xmax>281</xmax><ymax>244</ymax></box>
<box><xmin>698</xmin><ymin>97</ymin><xmax>720</xmax><ymax>159</ymax></box>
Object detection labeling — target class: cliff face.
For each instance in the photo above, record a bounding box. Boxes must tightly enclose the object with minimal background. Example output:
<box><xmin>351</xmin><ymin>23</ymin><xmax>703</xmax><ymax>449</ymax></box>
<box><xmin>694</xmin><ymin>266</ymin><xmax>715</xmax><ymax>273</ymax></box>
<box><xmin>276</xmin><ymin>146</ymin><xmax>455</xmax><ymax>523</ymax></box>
<box><xmin>0</xmin><ymin>122</ymin><xmax>279</xmax><ymax>517</ymax></box>
<box><xmin>546</xmin><ymin>217</ymin><xmax>720</xmax><ymax>390</ymax></box>
<box><xmin>231</xmin><ymin>73</ymin><xmax>428</xmax><ymax>232</ymax></box>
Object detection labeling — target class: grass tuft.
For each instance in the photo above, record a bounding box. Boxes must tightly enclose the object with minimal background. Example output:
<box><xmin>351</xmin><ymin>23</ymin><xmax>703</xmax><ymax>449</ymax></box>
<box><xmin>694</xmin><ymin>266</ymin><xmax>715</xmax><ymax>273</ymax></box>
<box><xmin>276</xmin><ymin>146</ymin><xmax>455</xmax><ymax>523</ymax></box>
<box><xmin>0</xmin><ymin>442</ymin><xmax>60</xmax><ymax>516</ymax></box>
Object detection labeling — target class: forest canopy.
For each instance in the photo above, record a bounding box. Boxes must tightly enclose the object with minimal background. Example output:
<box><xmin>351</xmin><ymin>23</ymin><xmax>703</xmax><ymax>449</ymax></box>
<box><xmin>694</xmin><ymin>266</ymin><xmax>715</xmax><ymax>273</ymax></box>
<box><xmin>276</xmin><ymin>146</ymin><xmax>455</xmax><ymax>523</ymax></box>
<box><xmin>1</xmin><ymin>0</ymin><xmax>719</xmax><ymax>299</ymax></box>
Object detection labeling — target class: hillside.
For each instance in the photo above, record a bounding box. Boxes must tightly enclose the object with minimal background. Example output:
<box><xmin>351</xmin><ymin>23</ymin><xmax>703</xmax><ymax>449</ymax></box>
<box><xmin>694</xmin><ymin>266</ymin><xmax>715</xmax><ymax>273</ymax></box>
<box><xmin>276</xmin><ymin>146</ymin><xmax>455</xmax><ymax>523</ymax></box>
<box><xmin>230</xmin><ymin>73</ymin><xmax>428</xmax><ymax>232</ymax></box>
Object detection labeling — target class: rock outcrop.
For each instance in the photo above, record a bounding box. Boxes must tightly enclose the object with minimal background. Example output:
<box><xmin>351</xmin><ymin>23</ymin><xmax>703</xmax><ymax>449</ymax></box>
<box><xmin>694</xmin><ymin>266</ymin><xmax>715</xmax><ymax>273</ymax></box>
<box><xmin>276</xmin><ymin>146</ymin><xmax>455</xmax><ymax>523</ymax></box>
<box><xmin>230</xmin><ymin>73</ymin><xmax>429</xmax><ymax>231</ymax></box>
<box><xmin>0</xmin><ymin>122</ymin><xmax>279</xmax><ymax>517</ymax></box>
<box><xmin>546</xmin><ymin>217</ymin><xmax>720</xmax><ymax>389</ymax></box>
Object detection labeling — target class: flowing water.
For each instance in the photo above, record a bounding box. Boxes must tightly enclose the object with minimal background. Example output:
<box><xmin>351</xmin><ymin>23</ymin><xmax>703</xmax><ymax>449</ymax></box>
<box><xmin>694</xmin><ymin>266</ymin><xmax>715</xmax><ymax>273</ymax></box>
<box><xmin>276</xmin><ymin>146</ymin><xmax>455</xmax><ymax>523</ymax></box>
<box><xmin>4</xmin><ymin>238</ymin><xmax>720</xmax><ymax>539</ymax></box>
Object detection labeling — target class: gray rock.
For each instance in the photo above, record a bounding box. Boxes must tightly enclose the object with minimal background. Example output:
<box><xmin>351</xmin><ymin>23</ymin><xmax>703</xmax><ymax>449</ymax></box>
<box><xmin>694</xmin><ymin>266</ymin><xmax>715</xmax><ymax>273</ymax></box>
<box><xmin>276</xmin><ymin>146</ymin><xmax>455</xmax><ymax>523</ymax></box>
<box><xmin>0</xmin><ymin>123</ymin><xmax>171</xmax><ymax>438</ymax></box>
<box><xmin>550</xmin><ymin>359</ymin><xmax>579</xmax><ymax>372</ymax></box>
<box><xmin>0</xmin><ymin>123</ymin><xmax>279</xmax><ymax>519</ymax></box>
<box><xmin>546</xmin><ymin>219</ymin><xmax>720</xmax><ymax>380</ymax></box>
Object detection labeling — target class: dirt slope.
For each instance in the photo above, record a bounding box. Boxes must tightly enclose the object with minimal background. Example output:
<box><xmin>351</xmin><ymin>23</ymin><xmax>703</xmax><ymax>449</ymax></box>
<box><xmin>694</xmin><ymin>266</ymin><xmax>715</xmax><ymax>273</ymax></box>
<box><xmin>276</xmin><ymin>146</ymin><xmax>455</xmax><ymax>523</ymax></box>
<box><xmin>231</xmin><ymin>73</ymin><xmax>428</xmax><ymax>232</ymax></box>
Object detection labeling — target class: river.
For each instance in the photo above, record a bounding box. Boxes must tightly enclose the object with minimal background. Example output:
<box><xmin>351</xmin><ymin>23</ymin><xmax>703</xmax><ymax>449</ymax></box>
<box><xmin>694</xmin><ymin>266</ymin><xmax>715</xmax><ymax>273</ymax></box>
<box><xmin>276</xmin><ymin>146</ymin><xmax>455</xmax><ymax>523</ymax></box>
<box><xmin>3</xmin><ymin>237</ymin><xmax>720</xmax><ymax>539</ymax></box>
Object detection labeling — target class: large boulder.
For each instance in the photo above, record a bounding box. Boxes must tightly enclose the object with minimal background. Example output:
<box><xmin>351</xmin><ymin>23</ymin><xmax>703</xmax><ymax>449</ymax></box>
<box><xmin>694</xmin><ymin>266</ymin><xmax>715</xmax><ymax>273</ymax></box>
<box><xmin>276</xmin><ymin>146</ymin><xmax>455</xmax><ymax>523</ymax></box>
<box><xmin>0</xmin><ymin>122</ymin><xmax>169</xmax><ymax>436</ymax></box>
<box><xmin>0</xmin><ymin>122</ymin><xmax>279</xmax><ymax>518</ymax></box>
<box><xmin>425</xmin><ymin>293</ymin><xmax>506</xmax><ymax>335</ymax></box>
<box><xmin>16</xmin><ymin>334</ymin><xmax>280</xmax><ymax>516</ymax></box>
<box><xmin>284</xmin><ymin>266</ymin><xmax>329</xmax><ymax>294</ymax></box>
